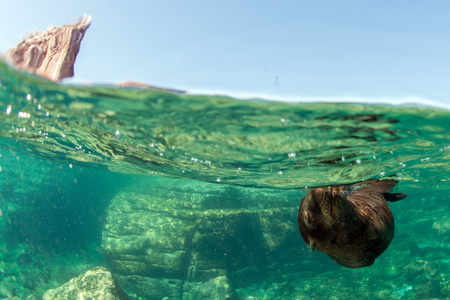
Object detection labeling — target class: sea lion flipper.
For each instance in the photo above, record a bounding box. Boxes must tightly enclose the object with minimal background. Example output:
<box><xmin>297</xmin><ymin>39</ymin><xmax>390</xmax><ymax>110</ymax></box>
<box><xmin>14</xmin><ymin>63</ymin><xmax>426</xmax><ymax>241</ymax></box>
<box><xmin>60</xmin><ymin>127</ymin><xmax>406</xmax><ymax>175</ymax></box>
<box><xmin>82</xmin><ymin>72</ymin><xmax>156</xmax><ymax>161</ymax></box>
<box><xmin>354</xmin><ymin>179</ymin><xmax>399</xmax><ymax>192</ymax></box>
<box><xmin>383</xmin><ymin>193</ymin><xmax>407</xmax><ymax>202</ymax></box>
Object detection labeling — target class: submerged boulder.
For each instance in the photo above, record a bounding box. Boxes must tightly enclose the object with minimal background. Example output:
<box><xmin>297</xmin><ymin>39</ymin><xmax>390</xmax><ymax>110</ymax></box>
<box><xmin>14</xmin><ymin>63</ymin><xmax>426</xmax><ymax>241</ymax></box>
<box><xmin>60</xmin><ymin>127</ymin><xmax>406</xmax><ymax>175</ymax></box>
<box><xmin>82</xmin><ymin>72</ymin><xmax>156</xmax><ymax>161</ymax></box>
<box><xmin>5</xmin><ymin>15</ymin><xmax>90</xmax><ymax>81</ymax></box>
<box><xmin>101</xmin><ymin>177</ymin><xmax>304</xmax><ymax>299</ymax></box>
<box><xmin>433</xmin><ymin>215</ymin><xmax>450</xmax><ymax>235</ymax></box>
<box><xmin>42</xmin><ymin>266</ymin><xmax>129</xmax><ymax>300</ymax></box>
<box><xmin>183</xmin><ymin>275</ymin><xmax>239</xmax><ymax>300</ymax></box>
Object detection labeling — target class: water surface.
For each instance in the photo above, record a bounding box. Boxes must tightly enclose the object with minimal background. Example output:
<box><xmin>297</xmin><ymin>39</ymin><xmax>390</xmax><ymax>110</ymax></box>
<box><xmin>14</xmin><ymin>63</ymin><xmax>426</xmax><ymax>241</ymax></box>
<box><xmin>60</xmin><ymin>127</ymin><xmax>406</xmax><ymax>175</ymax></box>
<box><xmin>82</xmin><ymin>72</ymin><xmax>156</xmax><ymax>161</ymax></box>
<box><xmin>0</xmin><ymin>60</ymin><xmax>449</xmax><ymax>299</ymax></box>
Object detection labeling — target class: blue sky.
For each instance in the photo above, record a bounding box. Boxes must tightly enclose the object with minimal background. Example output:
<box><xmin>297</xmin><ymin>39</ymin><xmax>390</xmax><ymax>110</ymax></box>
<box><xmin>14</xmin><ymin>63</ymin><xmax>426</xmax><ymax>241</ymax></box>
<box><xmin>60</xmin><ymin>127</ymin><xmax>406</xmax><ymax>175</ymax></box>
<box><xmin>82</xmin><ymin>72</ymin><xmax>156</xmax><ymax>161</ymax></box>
<box><xmin>1</xmin><ymin>1</ymin><xmax>449</xmax><ymax>107</ymax></box>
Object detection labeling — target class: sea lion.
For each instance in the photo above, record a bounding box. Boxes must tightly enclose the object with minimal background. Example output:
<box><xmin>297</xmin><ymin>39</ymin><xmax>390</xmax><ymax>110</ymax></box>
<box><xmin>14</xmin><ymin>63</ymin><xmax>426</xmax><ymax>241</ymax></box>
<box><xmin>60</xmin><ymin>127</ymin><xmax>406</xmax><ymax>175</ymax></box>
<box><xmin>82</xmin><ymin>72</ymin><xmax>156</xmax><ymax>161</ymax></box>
<box><xmin>298</xmin><ymin>179</ymin><xmax>407</xmax><ymax>268</ymax></box>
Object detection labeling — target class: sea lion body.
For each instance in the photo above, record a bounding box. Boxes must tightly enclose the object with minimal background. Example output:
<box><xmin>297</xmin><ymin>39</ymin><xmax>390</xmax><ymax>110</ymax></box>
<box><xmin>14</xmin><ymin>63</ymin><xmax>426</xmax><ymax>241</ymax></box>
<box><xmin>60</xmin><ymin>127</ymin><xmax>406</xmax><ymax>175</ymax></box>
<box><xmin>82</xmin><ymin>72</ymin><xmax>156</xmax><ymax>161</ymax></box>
<box><xmin>298</xmin><ymin>179</ymin><xmax>407</xmax><ymax>268</ymax></box>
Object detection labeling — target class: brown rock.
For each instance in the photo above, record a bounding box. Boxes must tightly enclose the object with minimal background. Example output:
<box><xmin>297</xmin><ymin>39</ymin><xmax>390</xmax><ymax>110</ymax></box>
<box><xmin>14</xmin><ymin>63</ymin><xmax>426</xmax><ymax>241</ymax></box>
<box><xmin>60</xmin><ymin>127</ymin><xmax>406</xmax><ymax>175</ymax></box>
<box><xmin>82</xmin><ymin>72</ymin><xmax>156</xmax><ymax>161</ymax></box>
<box><xmin>117</xmin><ymin>81</ymin><xmax>186</xmax><ymax>94</ymax></box>
<box><xmin>5</xmin><ymin>15</ymin><xmax>91</xmax><ymax>81</ymax></box>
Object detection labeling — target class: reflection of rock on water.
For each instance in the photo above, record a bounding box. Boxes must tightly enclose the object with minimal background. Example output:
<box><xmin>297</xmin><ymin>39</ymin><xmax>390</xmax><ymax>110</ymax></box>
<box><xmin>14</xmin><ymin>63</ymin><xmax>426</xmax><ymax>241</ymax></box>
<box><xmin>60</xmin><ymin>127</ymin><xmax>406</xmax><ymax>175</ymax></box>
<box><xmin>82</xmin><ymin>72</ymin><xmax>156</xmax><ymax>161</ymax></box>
<box><xmin>101</xmin><ymin>177</ymin><xmax>305</xmax><ymax>299</ymax></box>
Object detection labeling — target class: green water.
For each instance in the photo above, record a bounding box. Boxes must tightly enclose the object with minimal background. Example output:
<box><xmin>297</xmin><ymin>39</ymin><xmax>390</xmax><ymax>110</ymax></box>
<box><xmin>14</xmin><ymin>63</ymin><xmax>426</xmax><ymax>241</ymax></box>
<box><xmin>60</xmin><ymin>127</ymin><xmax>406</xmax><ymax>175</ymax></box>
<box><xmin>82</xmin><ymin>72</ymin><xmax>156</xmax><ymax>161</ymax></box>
<box><xmin>0</xmin><ymin>60</ymin><xmax>449</xmax><ymax>299</ymax></box>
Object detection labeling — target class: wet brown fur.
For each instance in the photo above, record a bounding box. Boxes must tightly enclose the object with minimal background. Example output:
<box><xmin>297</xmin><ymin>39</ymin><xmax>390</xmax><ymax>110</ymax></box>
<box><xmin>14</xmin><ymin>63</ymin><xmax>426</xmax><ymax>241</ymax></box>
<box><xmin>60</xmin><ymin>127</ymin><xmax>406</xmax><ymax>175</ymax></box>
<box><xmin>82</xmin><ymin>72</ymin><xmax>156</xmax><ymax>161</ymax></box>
<box><xmin>298</xmin><ymin>179</ymin><xmax>407</xmax><ymax>268</ymax></box>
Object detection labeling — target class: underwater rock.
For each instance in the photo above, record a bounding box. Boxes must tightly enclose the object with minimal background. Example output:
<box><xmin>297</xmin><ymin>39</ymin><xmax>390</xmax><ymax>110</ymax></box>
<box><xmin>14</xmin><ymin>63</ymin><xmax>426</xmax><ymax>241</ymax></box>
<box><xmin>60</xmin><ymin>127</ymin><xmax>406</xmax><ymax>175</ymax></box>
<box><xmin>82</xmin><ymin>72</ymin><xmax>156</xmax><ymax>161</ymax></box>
<box><xmin>42</xmin><ymin>266</ymin><xmax>129</xmax><ymax>300</ymax></box>
<box><xmin>298</xmin><ymin>179</ymin><xmax>407</xmax><ymax>268</ymax></box>
<box><xmin>102</xmin><ymin>177</ymin><xmax>303</xmax><ymax>299</ymax></box>
<box><xmin>114</xmin><ymin>275</ymin><xmax>184</xmax><ymax>299</ymax></box>
<box><xmin>183</xmin><ymin>275</ymin><xmax>239</xmax><ymax>300</ymax></box>
<box><xmin>402</xmin><ymin>260</ymin><xmax>443</xmax><ymax>298</ymax></box>
<box><xmin>412</xmin><ymin>278</ymin><xmax>442</xmax><ymax>299</ymax></box>
<box><xmin>0</xmin><ymin>241</ymin><xmax>51</xmax><ymax>299</ymax></box>
<box><xmin>403</xmin><ymin>260</ymin><xmax>437</xmax><ymax>280</ymax></box>
<box><xmin>442</xmin><ymin>280</ymin><xmax>450</xmax><ymax>298</ymax></box>
<box><xmin>432</xmin><ymin>215</ymin><xmax>450</xmax><ymax>235</ymax></box>
<box><xmin>5</xmin><ymin>15</ymin><xmax>90</xmax><ymax>81</ymax></box>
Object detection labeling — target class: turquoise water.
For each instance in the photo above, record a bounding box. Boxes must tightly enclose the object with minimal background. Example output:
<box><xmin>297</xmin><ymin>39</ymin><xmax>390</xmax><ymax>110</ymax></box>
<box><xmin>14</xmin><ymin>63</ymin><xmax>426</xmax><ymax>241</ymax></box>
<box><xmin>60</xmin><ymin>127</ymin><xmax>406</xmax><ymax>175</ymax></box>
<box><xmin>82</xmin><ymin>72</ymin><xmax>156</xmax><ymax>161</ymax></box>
<box><xmin>0</xmin><ymin>60</ymin><xmax>449</xmax><ymax>299</ymax></box>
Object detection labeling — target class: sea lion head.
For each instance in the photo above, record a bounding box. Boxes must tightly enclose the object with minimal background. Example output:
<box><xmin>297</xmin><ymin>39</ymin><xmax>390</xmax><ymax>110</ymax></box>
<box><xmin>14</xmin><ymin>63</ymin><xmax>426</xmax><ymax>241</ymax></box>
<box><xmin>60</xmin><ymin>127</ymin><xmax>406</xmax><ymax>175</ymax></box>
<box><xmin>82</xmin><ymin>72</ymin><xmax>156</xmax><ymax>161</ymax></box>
<box><xmin>300</xmin><ymin>186</ymin><xmax>349</xmax><ymax>230</ymax></box>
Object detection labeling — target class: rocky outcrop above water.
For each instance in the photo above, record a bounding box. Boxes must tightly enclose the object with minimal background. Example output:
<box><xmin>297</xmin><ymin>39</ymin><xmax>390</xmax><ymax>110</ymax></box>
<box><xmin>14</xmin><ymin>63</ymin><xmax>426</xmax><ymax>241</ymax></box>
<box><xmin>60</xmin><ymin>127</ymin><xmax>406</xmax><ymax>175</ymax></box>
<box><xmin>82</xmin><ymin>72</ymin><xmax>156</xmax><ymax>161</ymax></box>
<box><xmin>5</xmin><ymin>15</ymin><xmax>91</xmax><ymax>81</ymax></box>
<box><xmin>42</xmin><ymin>266</ymin><xmax>129</xmax><ymax>299</ymax></box>
<box><xmin>101</xmin><ymin>177</ymin><xmax>305</xmax><ymax>299</ymax></box>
